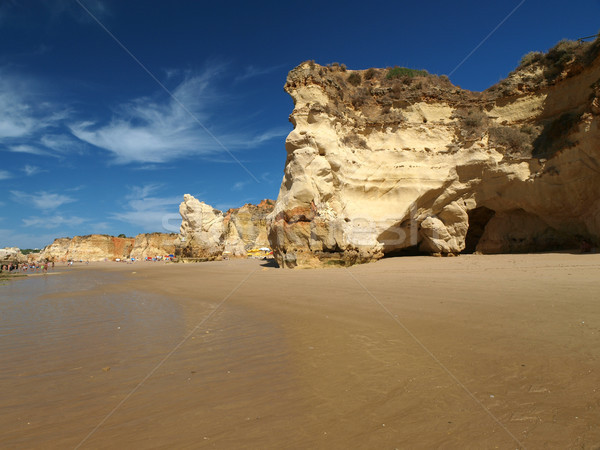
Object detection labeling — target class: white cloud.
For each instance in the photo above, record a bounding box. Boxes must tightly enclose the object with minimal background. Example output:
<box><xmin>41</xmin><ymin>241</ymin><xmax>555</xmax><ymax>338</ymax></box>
<box><xmin>22</xmin><ymin>215</ymin><xmax>86</xmax><ymax>228</ymax></box>
<box><xmin>40</xmin><ymin>134</ymin><xmax>84</xmax><ymax>154</ymax></box>
<box><xmin>69</xmin><ymin>68</ymin><xmax>285</xmax><ymax>164</ymax></box>
<box><xmin>0</xmin><ymin>93</ymin><xmax>37</xmax><ymax>139</ymax></box>
<box><xmin>0</xmin><ymin>170</ymin><xmax>11</xmax><ymax>180</ymax></box>
<box><xmin>111</xmin><ymin>185</ymin><xmax>182</xmax><ymax>232</ymax></box>
<box><xmin>11</xmin><ymin>190</ymin><xmax>76</xmax><ymax>210</ymax></box>
<box><xmin>22</xmin><ymin>165</ymin><xmax>43</xmax><ymax>176</ymax></box>
<box><xmin>0</xmin><ymin>72</ymin><xmax>66</xmax><ymax>141</ymax></box>
<box><xmin>70</xmin><ymin>72</ymin><xmax>217</xmax><ymax>164</ymax></box>
<box><xmin>6</xmin><ymin>144</ymin><xmax>50</xmax><ymax>156</ymax></box>
<box><xmin>0</xmin><ymin>70</ymin><xmax>70</xmax><ymax>159</ymax></box>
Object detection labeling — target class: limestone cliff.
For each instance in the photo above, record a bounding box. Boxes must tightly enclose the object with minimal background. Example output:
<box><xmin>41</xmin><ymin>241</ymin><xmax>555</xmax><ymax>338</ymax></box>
<box><xmin>130</xmin><ymin>233</ymin><xmax>179</xmax><ymax>259</ymax></box>
<box><xmin>40</xmin><ymin>235</ymin><xmax>135</xmax><ymax>261</ymax></box>
<box><xmin>178</xmin><ymin>195</ymin><xmax>274</xmax><ymax>259</ymax></box>
<box><xmin>268</xmin><ymin>38</ymin><xmax>600</xmax><ymax>268</ymax></box>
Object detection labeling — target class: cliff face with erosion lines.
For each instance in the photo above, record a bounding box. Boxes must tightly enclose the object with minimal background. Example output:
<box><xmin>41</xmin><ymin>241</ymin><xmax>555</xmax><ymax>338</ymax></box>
<box><xmin>268</xmin><ymin>38</ymin><xmax>600</xmax><ymax>268</ymax></box>
<box><xmin>130</xmin><ymin>233</ymin><xmax>179</xmax><ymax>259</ymax></box>
<box><xmin>40</xmin><ymin>235</ymin><xmax>135</xmax><ymax>261</ymax></box>
<box><xmin>178</xmin><ymin>195</ymin><xmax>274</xmax><ymax>259</ymax></box>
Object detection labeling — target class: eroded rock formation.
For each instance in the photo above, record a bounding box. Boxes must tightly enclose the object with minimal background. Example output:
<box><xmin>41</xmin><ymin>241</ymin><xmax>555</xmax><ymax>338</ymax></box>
<box><xmin>268</xmin><ymin>38</ymin><xmax>600</xmax><ymax>268</ymax></box>
<box><xmin>40</xmin><ymin>235</ymin><xmax>135</xmax><ymax>261</ymax></box>
<box><xmin>178</xmin><ymin>195</ymin><xmax>274</xmax><ymax>259</ymax></box>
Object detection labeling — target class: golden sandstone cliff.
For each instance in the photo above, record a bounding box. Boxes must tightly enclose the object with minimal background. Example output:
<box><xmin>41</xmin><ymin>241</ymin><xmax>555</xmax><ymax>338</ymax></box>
<box><xmin>268</xmin><ymin>38</ymin><xmax>600</xmax><ymax>268</ymax></box>
<box><xmin>129</xmin><ymin>233</ymin><xmax>179</xmax><ymax>260</ymax></box>
<box><xmin>40</xmin><ymin>235</ymin><xmax>135</xmax><ymax>262</ymax></box>
<box><xmin>178</xmin><ymin>195</ymin><xmax>274</xmax><ymax>259</ymax></box>
<box><xmin>38</xmin><ymin>198</ymin><xmax>274</xmax><ymax>262</ymax></box>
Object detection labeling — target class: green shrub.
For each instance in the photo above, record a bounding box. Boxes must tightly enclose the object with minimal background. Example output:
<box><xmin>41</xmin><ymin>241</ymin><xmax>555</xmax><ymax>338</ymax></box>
<box><xmin>347</xmin><ymin>72</ymin><xmax>361</xmax><ymax>86</ymax></box>
<box><xmin>386</xmin><ymin>66</ymin><xmax>429</xmax><ymax>80</ymax></box>
<box><xmin>20</xmin><ymin>249</ymin><xmax>41</xmax><ymax>255</ymax></box>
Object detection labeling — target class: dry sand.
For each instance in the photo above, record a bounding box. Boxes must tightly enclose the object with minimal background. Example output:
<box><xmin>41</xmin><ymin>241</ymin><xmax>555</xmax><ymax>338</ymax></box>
<box><xmin>1</xmin><ymin>253</ymin><xmax>599</xmax><ymax>449</ymax></box>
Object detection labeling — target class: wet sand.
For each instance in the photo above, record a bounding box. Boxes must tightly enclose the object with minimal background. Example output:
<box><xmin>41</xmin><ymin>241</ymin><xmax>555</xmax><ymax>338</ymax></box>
<box><xmin>1</xmin><ymin>254</ymin><xmax>599</xmax><ymax>449</ymax></box>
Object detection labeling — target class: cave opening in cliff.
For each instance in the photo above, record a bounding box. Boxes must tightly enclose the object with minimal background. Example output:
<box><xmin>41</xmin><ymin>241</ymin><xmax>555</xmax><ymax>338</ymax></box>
<box><xmin>463</xmin><ymin>207</ymin><xmax>496</xmax><ymax>254</ymax></box>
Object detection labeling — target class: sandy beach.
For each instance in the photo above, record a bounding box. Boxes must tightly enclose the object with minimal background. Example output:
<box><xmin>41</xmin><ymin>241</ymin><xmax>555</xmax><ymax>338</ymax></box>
<box><xmin>1</xmin><ymin>253</ymin><xmax>600</xmax><ymax>449</ymax></box>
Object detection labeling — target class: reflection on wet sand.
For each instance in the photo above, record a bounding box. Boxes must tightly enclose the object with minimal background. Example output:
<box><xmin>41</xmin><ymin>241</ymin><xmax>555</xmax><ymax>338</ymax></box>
<box><xmin>1</xmin><ymin>255</ymin><xmax>600</xmax><ymax>448</ymax></box>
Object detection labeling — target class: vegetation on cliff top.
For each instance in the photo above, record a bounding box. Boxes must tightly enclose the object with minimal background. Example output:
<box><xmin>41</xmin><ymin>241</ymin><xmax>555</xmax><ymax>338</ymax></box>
<box><xmin>290</xmin><ymin>34</ymin><xmax>599</xmax><ymax>158</ymax></box>
<box><xmin>488</xmin><ymin>34</ymin><xmax>600</xmax><ymax>96</ymax></box>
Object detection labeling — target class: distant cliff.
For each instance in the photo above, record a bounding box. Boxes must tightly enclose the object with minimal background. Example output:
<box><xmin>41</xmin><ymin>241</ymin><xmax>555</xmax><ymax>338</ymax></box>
<box><xmin>268</xmin><ymin>38</ymin><xmax>600</xmax><ymax>267</ymax></box>
<box><xmin>178</xmin><ymin>195</ymin><xmax>274</xmax><ymax>259</ymax></box>
<box><xmin>40</xmin><ymin>235</ymin><xmax>135</xmax><ymax>261</ymax></box>
<box><xmin>130</xmin><ymin>233</ymin><xmax>179</xmax><ymax>259</ymax></box>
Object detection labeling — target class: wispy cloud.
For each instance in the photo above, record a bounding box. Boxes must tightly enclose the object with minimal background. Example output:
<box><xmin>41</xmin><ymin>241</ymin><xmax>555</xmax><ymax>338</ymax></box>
<box><xmin>22</xmin><ymin>165</ymin><xmax>43</xmax><ymax>176</ymax></box>
<box><xmin>233</xmin><ymin>63</ymin><xmax>287</xmax><ymax>83</ymax></box>
<box><xmin>11</xmin><ymin>190</ymin><xmax>76</xmax><ymax>210</ymax></box>
<box><xmin>0</xmin><ymin>170</ymin><xmax>11</xmax><ymax>180</ymax></box>
<box><xmin>70</xmin><ymin>70</ymin><xmax>220</xmax><ymax>164</ymax></box>
<box><xmin>0</xmin><ymin>73</ymin><xmax>63</xmax><ymax>138</ymax></box>
<box><xmin>69</xmin><ymin>67</ymin><xmax>285</xmax><ymax>165</ymax></box>
<box><xmin>0</xmin><ymin>70</ymin><xmax>69</xmax><ymax>156</ymax></box>
<box><xmin>22</xmin><ymin>215</ymin><xmax>86</xmax><ymax>228</ymax></box>
<box><xmin>231</xmin><ymin>180</ymin><xmax>250</xmax><ymax>191</ymax></box>
<box><xmin>40</xmin><ymin>134</ymin><xmax>85</xmax><ymax>154</ymax></box>
<box><xmin>111</xmin><ymin>184</ymin><xmax>182</xmax><ymax>232</ymax></box>
<box><xmin>6</xmin><ymin>144</ymin><xmax>50</xmax><ymax>156</ymax></box>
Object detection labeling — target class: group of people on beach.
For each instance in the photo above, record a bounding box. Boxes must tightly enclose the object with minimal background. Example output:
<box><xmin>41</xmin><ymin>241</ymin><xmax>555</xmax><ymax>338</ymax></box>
<box><xmin>0</xmin><ymin>262</ymin><xmax>55</xmax><ymax>273</ymax></box>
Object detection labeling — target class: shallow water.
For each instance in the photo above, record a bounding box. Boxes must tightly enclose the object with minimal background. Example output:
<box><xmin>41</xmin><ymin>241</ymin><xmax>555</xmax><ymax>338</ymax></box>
<box><xmin>0</xmin><ymin>270</ymin><xmax>186</xmax><ymax>448</ymax></box>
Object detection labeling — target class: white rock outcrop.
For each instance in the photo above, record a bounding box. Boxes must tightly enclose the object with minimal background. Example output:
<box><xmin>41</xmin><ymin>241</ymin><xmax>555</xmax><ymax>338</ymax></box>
<box><xmin>178</xmin><ymin>194</ymin><xmax>226</xmax><ymax>259</ymax></box>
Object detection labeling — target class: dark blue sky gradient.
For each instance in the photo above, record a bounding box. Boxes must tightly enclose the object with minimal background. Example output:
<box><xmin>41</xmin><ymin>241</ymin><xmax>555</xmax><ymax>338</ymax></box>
<box><xmin>1</xmin><ymin>0</ymin><xmax>599</xmax><ymax>248</ymax></box>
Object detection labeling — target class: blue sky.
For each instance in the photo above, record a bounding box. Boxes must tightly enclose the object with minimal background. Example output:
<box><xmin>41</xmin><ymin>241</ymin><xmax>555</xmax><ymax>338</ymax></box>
<box><xmin>1</xmin><ymin>0</ymin><xmax>599</xmax><ymax>249</ymax></box>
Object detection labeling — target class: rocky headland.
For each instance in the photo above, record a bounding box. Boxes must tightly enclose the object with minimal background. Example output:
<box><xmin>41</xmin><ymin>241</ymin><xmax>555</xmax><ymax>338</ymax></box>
<box><xmin>267</xmin><ymin>38</ymin><xmax>600</xmax><ymax>268</ymax></box>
